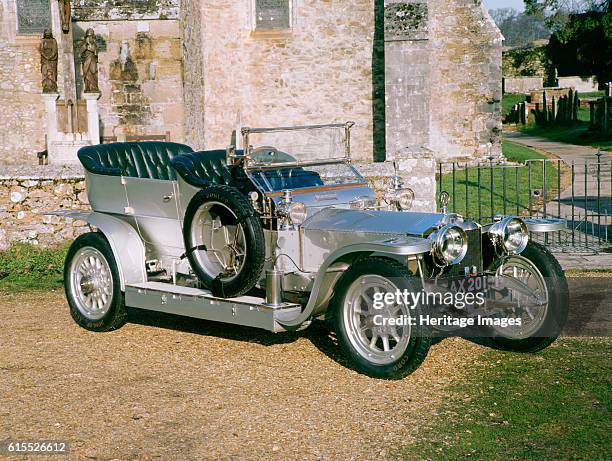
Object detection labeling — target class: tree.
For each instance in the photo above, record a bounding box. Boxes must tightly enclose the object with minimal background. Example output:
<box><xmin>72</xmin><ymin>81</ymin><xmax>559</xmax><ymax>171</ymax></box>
<box><xmin>524</xmin><ymin>0</ymin><xmax>609</xmax><ymax>27</ymax></box>
<box><xmin>489</xmin><ymin>8</ymin><xmax>551</xmax><ymax>47</ymax></box>
<box><xmin>546</xmin><ymin>7</ymin><xmax>612</xmax><ymax>84</ymax></box>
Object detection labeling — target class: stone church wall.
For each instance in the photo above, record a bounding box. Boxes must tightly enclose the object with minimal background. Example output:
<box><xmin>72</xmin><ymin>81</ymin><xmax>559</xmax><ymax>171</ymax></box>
<box><xmin>182</xmin><ymin>0</ymin><xmax>502</xmax><ymax>162</ymax></box>
<box><xmin>181</xmin><ymin>0</ymin><xmax>206</xmax><ymax>150</ymax></box>
<box><xmin>0</xmin><ymin>0</ymin><xmax>47</xmax><ymax>165</ymax></box>
<box><xmin>185</xmin><ymin>0</ymin><xmax>376</xmax><ymax>160</ymax></box>
<box><xmin>428</xmin><ymin>0</ymin><xmax>503</xmax><ymax>161</ymax></box>
<box><xmin>71</xmin><ymin>13</ymin><xmax>184</xmax><ymax>143</ymax></box>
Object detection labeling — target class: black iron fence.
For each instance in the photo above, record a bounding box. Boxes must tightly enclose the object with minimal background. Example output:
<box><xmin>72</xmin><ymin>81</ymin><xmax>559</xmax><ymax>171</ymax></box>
<box><xmin>437</xmin><ymin>157</ymin><xmax>612</xmax><ymax>253</ymax></box>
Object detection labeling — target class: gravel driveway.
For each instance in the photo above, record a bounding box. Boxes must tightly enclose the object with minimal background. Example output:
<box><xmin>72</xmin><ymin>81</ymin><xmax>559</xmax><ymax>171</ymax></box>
<box><xmin>0</xmin><ymin>291</ymin><xmax>481</xmax><ymax>461</ymax></box>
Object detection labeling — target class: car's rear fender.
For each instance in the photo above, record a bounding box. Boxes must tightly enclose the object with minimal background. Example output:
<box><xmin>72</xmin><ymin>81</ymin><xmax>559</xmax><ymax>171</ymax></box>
<box><xmin>46</xmin><ymin>210</ymin><xmax>146</xmax><ymax>290</ymax></box>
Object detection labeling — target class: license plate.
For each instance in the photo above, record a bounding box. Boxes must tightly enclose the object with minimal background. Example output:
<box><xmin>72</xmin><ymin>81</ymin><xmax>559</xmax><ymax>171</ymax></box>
<box><xmin>446</xmin><ymin>275</ymin><xmax>489</xmax><ymax>294</ymax></box>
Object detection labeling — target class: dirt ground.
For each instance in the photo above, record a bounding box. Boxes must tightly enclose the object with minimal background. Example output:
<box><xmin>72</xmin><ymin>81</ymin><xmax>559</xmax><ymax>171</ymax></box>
<box><xmin>0</xmin><ymin>290</ymin><xmax>481</xmax><ymax>461</ymax></box>
<box><xmin>1</xmin><ymin>276</ymin><xmax>609</xmax><ymax>461</ymax></box>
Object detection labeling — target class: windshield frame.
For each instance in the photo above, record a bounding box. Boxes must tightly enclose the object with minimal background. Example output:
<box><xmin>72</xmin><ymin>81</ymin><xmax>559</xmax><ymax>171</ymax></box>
<box><xmin>243</xmin><ymin>159</ymin><xmax>368</xmax><ymax>196</ymax></box>
<box><xmin>235</xmin><ymin>122</ymin><xmax>355</xmax><ymax>171</ymax></box>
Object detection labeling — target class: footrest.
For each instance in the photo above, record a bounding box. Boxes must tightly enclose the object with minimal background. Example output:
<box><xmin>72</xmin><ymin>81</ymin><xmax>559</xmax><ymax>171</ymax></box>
<box><xmin>125</xmin><ymin>282</ymin><xmax>301</xmax><ymax>332</ymax></box>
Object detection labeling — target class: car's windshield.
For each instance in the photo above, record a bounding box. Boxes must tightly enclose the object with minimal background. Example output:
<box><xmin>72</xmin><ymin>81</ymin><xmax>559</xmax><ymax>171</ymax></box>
<box><xmin>246</xmin><ymin>124</ymin><xmax>348</xmax><ymax>166</ymax></box>
<box><xmin>247</xmin><ymin>163</ymin><xmax>365</xmax><ymax>194</ymax></box>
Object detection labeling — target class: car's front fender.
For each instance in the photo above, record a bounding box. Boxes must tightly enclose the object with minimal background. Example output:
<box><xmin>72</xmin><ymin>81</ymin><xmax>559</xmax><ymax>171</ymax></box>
<box><xmin>276</xmin><ymin>236</ymin><xmax>431</xmax><ymax>331</ymax></box>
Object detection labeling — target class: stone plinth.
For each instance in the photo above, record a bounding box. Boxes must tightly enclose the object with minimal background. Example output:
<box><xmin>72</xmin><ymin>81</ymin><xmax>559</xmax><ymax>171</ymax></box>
<box><xmin>48</xmin><ymin>133</ymin><xmax>91</xmax><ymax>165</ymax></box>
<box><xmin>43</xmin><ymin>93</ymin><xmax>60</xmax><ymax>142</ymax></box>
<box><xmin>83</xmin><ymin>92</ymin><xmax>101</xmax><ymax>146</ymax></box>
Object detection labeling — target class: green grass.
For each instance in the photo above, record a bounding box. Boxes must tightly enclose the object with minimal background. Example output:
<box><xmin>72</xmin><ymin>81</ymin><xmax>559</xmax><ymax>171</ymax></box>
<box><xmin>522</xmin><ymin>122</ymin><xmax>612</xmax><ymax>152</ymax></box>
<box><xmin>439</xmin><ymin>141</ymin><xmax>564</xmax><ymax>220</ymax></box>
<box><xmin>579</xmin><ymin>91</ymin><xmax>605</xmax><ymax>99</ymax></box>
<box><xmin>0</xmin><ymin>242</ymin><xmax>69</xmax><ymax>291</ymax></box>
<box><xmin>503</xmin><ymin>93</ymin><xmax>528</xmax><ymax>116</ymax></box>
<box><xmin>397</xmin><ymin>338</ymin><xmax>612</xmax><ymax>460</ymax></box>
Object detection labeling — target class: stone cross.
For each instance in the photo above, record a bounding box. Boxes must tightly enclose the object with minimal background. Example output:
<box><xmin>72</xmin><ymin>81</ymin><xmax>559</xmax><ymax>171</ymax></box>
<box><xmin>40</xmin><ymin>29</ymin><xmax>58</xmax><ymax>93</ymax></box>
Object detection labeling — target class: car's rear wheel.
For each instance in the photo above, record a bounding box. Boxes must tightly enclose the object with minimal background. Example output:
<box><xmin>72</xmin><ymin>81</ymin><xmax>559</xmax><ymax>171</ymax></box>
<box><xmin>64</xmin><ymin>232</ymin><xmax>126</xmax><ymax>332</ymax></box>
<box><xmin>330</xmin><ymin>257</ymin><xmax>431</xmax><ymax>379</ymax></box>
<box><xmin>183</xmin><ymin>185</ymin><xmax>265</xmax><ymax>298</ymax></box>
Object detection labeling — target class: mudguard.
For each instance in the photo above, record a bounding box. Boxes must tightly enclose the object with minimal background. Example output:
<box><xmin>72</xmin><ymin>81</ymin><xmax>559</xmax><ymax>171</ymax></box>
<box><xmin>276</xmin><ymin>235</ymin><xmax>431</xmax><ymax>330</ymax></box>
<box><xmin>481</xmin><ymin>217</ymin><xmax>566</xmax><ymax>234</ymax></box>
<box><xmin>45</xmin><ymin>210</ymin><xmax>146</xmax><ymax>289</ymax></box>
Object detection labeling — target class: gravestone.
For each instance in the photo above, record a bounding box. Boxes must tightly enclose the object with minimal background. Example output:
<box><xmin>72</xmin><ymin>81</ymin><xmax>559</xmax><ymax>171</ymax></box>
<box><xmin>16</xmin><ymin>0</ymin><xmax>52</xmax><ymax>35</ymax></box>
<box><xmin>255</xmin><ymin>0</ymin><xmax>290</xmax><ymax>29</ymax></box>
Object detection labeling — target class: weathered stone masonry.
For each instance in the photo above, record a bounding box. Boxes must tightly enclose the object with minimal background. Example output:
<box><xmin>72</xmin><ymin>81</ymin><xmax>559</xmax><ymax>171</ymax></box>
<box><xmin>72</xmin><ymin>1</ymin><xmax>184</xmax><ymax>143</ymax></box>
<box><xmin>181</xmin><ymin>0</ymin><xmax>503</xmax><ymax>162</ymax></box>
<box><xmin>0</xmin><ymin>165</ymin><xmax>89</xmax><ymax>250</ymax></box>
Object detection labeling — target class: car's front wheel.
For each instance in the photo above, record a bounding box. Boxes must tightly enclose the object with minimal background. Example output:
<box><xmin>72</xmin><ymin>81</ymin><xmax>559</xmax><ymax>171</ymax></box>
<box><xmin>330</xmin><ymin>257</ymin><xmax>431</xmax><ymax>379</ymax></box>
<box><xmin>485</xmin><ymin>241</ymin><xmax>569</xmax><ymax>352</ymax></box>
<box><xmin>64</xmin><ymin>232</ymin><xmax>126</xmax><ymax>332</ymax></box>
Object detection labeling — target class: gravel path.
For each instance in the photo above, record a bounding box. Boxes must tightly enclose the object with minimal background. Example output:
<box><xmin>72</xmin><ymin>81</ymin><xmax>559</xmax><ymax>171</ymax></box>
<box><xmin>0</xmin><ymin>291</ymin><xmax>481</xmax><ymax>461</ymax></box>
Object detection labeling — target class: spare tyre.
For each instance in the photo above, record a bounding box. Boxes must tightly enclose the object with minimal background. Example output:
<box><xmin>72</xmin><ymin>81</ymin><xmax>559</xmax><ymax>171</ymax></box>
<box><xmin>183</xmin><ymin>185</ymin><xmax>265</xmax><ymax>298</ymax></box>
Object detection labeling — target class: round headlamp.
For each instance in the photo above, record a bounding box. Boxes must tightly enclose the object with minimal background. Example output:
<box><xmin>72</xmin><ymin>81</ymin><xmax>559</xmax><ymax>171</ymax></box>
<box><xmin>489</xmin><ymin>216</ymin><xmax>529</xmax><ymax>254</ymax></box>
<box><xmin>276</xmin><ymin>201</ymin><xmax>307</xmax><ymax>226</ymax></box>
<box><xmin>429</xmin><ymin>225</ymin><xmax>468</xmax><ymax>266</ymax></box>
<box><xmin>385</xmin><ymin>188</ymin><xmax>414</xmax><ymax>211</ymax></box>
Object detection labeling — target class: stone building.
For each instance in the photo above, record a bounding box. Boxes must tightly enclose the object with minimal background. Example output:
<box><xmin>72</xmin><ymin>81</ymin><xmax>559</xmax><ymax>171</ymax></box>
<box><xmin>0</xmin><ymin>0</ymin><xmax>502</xmax><ymax>166</ymax></box>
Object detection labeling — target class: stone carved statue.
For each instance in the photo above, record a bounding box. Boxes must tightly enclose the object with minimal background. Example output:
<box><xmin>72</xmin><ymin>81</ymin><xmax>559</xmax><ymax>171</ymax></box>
<box><xmin>80</xmin><ymin>28</ymin><xmax>99</xmax><ymax>93</ymax></box>
<box><xmin>40</xmin><ymin>29</ymin><xmax>58</xmax><ymax>93</ymax></box>
<box><xmin>59</xmin><ymin>0</ymin><xmax>71</xmax><ymax>34</ymax></box>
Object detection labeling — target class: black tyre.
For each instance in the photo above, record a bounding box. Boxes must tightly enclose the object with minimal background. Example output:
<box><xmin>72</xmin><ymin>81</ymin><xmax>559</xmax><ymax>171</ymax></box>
<box><xmin>64</xmin><ymin>232</ymin><xmax>126</xmax><ymax>332</ymax></box>
<box><xmin>486</xmin><ymin>241</ymin><xmax>569</xmax><ymax>352</ymax></box>
<box><xmin>330</xmin><ymin>257</ymin><xmax>431</xmax><ymax>379</ymax></box>
<box><xmin>183</xmin><ymin>185</ymin><xmax>265</xmax><ymax>298</ymax></box>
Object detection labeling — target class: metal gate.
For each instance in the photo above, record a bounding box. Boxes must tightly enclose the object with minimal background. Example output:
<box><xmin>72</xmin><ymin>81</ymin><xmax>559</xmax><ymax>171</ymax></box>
<box><xmin>437</xmin><ymin>157</ymin><xmax>612</xmax><ymax>253</ymax></box>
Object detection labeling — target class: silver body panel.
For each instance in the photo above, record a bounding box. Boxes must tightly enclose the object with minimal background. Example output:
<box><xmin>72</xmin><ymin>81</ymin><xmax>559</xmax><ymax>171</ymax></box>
<box><xmin>302</xmin><ymin>208</ymin><xmax>445</xmax><ymax>236</ymax></box>
<box><xmin>43</xmin><ymin>208</ymin><xmax>146</xmax><ymax>289</ymax></box>
<box><xmin>86</xmin><ymin>172</ymin><xmax>128</xmax><ymax>214</ymax></box>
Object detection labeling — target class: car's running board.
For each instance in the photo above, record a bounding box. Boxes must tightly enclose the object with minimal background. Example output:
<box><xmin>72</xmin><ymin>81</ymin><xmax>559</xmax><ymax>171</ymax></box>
<box><xmin>125</xmin><ymin>282</ymin><xmax>302</xmax><ymax>333</ymax></box>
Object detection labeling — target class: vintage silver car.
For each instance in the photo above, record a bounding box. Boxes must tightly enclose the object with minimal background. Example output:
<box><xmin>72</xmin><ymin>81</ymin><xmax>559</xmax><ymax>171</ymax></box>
<box><xmin>58</xmin><ymin>122</ymin><xmax>568</xmax><ymax>379</ymax></box>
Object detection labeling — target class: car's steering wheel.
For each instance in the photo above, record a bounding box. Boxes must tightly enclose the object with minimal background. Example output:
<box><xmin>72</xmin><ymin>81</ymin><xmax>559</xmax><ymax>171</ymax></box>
<box><xmin>250</xmin><ymin>146</ymin><xmax>279</xmax><ymax>162</ymax></box>
<box><xmin>250</xmin><ymin>146</ymin><xmax>297</xmax><ymax>165</ymax></box>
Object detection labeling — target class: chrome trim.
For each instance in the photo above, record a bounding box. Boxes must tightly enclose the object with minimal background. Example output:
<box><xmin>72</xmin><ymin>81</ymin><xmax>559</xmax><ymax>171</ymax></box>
<box><xmin>429</xmin><ymin>225</ymin><xmax>468</xmax><ymax>266</ymax></box>
<box><xmin>523</xmin><ymin>218</ymin><xmax>566</xmax><ymax>233</ymax></box>
<box><xmin>244</xmin><ymin>122</ymin><xmax>352</xmax><ymax>134</ymax></box>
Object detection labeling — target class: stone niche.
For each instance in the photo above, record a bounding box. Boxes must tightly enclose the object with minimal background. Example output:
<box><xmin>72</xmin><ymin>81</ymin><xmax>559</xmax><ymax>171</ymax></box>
<box><xmin>72</xmin><ymin>5</ymin><xmax>184</xmax><ymax>143</ymax></box>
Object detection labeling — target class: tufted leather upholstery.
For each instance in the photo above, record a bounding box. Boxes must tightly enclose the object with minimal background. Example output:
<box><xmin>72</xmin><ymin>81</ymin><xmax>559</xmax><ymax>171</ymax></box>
<box><xmin>171</xmin><ymin>150</ymin><xmax>237</xmax><ymax>188</ymax></box>
<box><xmin>78</xmin><ymin>142</ymin><xmax>194</xmax><ymax>180</ymax></box>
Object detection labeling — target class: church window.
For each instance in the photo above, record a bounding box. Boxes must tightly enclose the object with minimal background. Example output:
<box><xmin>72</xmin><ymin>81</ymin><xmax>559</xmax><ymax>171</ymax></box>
<box><xmin>254</xmin><ymin>0</ymin><xmax>292</xmax><ymax>30</ymax></box>
<box><xmin>16</xmin><ymin>0</ymin><xmax>52</xmax><ymax>35</ymax></box>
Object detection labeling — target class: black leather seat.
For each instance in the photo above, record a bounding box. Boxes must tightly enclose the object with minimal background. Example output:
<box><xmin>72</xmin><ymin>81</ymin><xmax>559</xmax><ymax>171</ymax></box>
<box><xmin>78</xmin><ymin>142</ymin><xmax>194</xmax><ymax>180</ymax></box>
<box><xmin>171</xmin><ymin>150</ymin><xmax>237</xmax><ymax>188</ymax></box>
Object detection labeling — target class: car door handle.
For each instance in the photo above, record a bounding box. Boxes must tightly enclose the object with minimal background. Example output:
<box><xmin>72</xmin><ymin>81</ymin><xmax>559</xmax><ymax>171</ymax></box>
<box><xmin>162</xmin><ymin>194</ymin><xmax>174</xmax><ymax>203</ymax></box>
